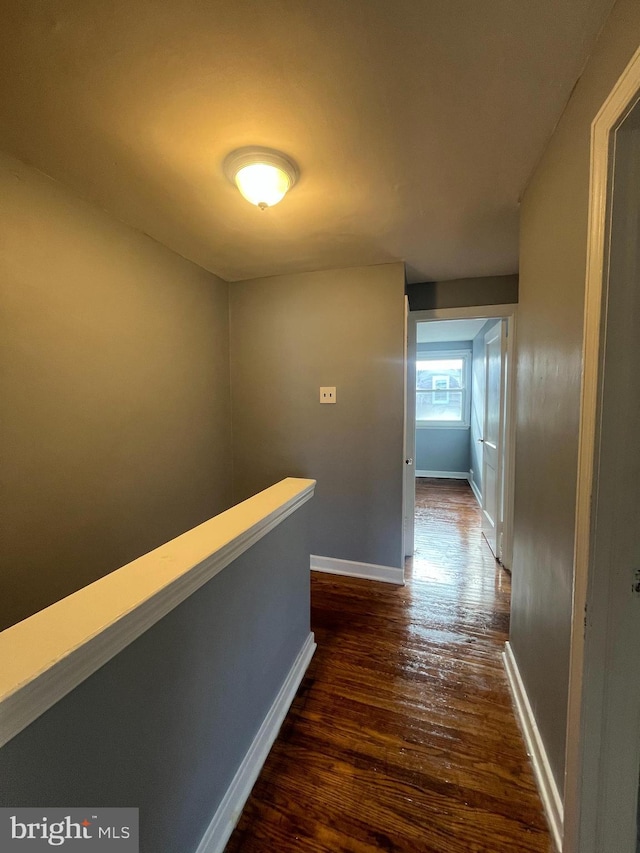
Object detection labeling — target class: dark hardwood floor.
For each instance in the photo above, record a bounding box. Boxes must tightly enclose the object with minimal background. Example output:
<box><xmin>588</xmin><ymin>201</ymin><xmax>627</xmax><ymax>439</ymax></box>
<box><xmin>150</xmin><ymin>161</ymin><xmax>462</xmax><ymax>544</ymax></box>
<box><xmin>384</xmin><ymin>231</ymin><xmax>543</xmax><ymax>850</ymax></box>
<box><xmin>225</xmin><ymin>478</ymin><xmax>552</xmax><ymax>852</ymax></box>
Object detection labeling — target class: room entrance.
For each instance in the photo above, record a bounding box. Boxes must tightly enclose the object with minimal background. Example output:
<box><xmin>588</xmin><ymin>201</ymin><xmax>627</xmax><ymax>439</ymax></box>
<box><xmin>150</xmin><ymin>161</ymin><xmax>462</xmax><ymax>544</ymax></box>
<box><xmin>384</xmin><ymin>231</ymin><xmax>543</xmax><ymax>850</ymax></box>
<box><xmin>403</xmin><ymin>304</ymin><xmax>517</xmax><ymax>570</ymax></box>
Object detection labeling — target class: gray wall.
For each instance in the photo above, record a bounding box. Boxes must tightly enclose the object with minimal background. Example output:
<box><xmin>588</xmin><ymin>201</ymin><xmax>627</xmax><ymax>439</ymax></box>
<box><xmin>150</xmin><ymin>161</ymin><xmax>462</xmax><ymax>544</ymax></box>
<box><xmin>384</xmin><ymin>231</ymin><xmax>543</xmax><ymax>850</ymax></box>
<box><xmin>0</xmin><ymin>152</ymin><xmax>232</xmax><ymax>630</ymax></box>
<box><xmin>407</xmin><ymin>274</ymin><xmax>518</xmax><ymax>311</ymax></box>
<box><xmin>0</xmin><ymin>505</ymin><xmax>312</xmax><ymax>853</ymax></box>
<box><xmin>230</xmin><ymin>263</ymin><xmax>405</xmax><ymax>570</ymax></box>
<box><xmin>511</xmin><ymin>0</ymin><xmax>640</xmax><ymax>791</ymax></box>
<box><xmin>415</xmin><ymin>341</ymin><xmax>471</xmax><ymax>473</ymax></box>
<box><xmin>469</xmin><ymin>320</ymin><xmax>499</xmax><ymax>494</ymax></box>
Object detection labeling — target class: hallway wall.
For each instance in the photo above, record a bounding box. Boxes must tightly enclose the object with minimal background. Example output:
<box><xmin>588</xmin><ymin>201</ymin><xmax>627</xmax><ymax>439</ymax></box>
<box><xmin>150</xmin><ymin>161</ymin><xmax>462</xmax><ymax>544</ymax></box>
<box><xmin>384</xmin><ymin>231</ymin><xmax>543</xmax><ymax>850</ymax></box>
<box><xmin>510</xmin><ymin>0</ymin><xmax>640</xmax><ymax>791</ymax></box>
<box><xmin>0</xmin><ymin>152</ymin><xmax>232</xmax><ymax>630</ymax></box>
<box><xmin>230</xmin><ymin>263</ymin><xmax>405</xmax><ymax>570</ymax></box>
<box><xmin>407</xmin><ymin>274</ymin><xmax>518</xmax><ymax>311</ymax></box>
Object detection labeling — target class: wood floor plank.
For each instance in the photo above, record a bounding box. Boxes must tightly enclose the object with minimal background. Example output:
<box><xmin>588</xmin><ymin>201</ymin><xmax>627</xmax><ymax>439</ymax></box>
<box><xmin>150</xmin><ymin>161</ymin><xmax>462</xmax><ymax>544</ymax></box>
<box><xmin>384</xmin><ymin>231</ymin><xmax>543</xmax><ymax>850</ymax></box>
<box><xmin>225</xmin><ymin>478</ymin><xmax>552</xmax><ymax>852</ymax></box>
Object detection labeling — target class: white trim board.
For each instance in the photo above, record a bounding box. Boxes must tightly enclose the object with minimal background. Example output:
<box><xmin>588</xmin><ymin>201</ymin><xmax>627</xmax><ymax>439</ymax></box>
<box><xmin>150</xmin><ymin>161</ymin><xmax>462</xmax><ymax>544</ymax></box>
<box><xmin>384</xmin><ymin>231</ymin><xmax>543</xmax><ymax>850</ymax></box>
<box><xmin>415</xmin><ymin>470</ymin><xmax>470</xmax><ymax>479</ymax></box>
<box><xmin>403</xmin><ymin>295</ymin><xmax>416</xmax><ymax>561</ymax></box>
<box><xmin>503</xmin><ymin>642</ymin><xmax>563</xmax><ymax>852</ymax></box>
<box><xmin>0</xmin><ymin>477</ymin><xmax>316</xmax><ymax>749</ymax></box>
<box><xmin>196</xmin><ymin>632</ymin><xmax>316</xmax><ymax>853</ymax></box>
<box><xmin>468</xmin><ymin>476</ymin><xmax>482</xmax><ymax>507</ymax></box>
<box><xmin>411</xmin><ymin>304</ymin><xmax>517</xmax><ymax>322</ymax></box>
<box><xmin>563</xmin><ymin>45</ymin><xmax>640</xmax><ymax>853</ymax></box>
<box><xmin>310</xmin><ymin>555</ymin><xmax>404</xmax><ymax>585</ymax></box>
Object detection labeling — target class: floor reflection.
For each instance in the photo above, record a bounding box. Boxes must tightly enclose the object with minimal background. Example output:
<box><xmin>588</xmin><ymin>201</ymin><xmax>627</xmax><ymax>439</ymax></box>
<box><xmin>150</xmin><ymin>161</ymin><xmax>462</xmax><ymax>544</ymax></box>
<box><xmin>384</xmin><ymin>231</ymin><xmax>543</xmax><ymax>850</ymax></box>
<box><xmin>226</xmin><ymin>477</ymin><xmax>551</xmax><ymax>853</ymax></box>
<box><xmin>406</xmin><ymin>477</ymin><xmax>511</xmax><ymax>645</ymax></box>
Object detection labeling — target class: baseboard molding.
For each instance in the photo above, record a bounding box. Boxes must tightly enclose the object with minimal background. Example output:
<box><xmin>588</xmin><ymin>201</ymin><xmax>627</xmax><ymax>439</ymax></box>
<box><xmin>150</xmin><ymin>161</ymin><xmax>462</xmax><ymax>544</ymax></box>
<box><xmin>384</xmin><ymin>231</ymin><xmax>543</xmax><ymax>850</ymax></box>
<box><xmin>468</xmin><ymin>476</ymin><xmax>482</xmax><ymax>508</ymax></box>
<box><xmin>310</xmin><ymin>555</ymin><xmax>404</xmax><ymax>585</ymax></box>
<box><xmin>503</xmin><ymin>642</ymin><xmax>563</xmax><ymax>852</ymax></box>
<box><xmin>415</xmin><ymin>470</ymin><xmax>470</xmax><ymax>479</ymax></box>
<box><xmin>196</xmin><ymin>632</ymin><xmax>317</xmax><ymax>853</ymax></box>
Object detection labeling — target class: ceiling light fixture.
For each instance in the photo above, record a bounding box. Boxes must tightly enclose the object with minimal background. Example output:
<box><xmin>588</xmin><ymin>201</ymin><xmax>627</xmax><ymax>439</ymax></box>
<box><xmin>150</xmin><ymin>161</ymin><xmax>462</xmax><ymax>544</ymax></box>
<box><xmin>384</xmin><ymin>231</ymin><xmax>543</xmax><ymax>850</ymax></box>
<box><xmin>224</xmin><ymin>146</ymin><xmax>299</xmax><ymax>209</ymax></box>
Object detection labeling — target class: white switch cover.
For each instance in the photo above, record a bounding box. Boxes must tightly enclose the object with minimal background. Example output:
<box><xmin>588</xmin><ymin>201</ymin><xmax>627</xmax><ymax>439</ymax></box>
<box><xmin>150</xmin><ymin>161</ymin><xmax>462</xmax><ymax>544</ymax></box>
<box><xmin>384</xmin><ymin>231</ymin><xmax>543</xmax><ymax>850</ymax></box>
<box><xmin>320</xmin><ymin>386</ymin><xmax>336</xmax><ymax>404</ymax></box>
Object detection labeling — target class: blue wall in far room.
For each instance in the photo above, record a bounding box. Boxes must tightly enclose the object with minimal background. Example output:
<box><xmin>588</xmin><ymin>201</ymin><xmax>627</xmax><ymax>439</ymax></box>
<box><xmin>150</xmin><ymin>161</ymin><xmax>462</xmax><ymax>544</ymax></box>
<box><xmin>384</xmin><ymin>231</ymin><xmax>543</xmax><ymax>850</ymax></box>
<box><xmin>416</xmin><ymin>428</ymin><xmax>470</xmax><ymax>473</ymax></box>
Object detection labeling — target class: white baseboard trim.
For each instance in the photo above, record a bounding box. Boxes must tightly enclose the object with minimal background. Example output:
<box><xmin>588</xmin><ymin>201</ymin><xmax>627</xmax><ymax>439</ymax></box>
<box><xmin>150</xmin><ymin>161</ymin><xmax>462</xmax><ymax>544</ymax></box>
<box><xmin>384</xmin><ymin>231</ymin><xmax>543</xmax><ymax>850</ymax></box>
<box><xmin>468</xmin><ymin>476</ymin><xmax>482</xmax><ymax>508</ymax></box>
<box><xmin>310</xmin><ymin>555</ymin><xmax>404</xmax><ymax>585</ymax></box>
<box><xmin>503</xmin><ymin>642</ymin><xmax>563</xmax><ymax>852</ymax></box>
<box><xmin>196</xmin><ymin>631</ymin><xmax>317</xmax><ymax>853</ymax></box>
<box><xmin>415</xmin><ymin>470</ymin><xmax>470</xmax><ymax>479</ymax></box>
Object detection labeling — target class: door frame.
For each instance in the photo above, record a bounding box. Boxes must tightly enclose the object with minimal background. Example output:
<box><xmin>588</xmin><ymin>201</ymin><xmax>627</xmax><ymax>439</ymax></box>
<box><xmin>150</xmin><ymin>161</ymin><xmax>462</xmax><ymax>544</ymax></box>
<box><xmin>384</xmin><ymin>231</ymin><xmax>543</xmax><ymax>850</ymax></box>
<box><xmin>563</xmin><ymin>44</ymin><xmax>640</xmax><ymax>853</ymax></box>
<box><xmin>403</xmin><ymin>296</ymin><xmax>416</xmax><ymax>560</ymax></box>
<box><xmin>406</xmin><ymin>303</ymin><xmax>517</xmax><ymax>569</ymax></box>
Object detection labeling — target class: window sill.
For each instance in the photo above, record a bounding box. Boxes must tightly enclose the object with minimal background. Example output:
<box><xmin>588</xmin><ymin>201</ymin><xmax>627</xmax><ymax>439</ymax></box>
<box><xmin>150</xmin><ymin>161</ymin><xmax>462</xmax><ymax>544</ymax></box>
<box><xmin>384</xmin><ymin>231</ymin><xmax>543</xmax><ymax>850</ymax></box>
<box><xmin>416</xmin><ymin>422</ymin><xmax>471</xmax><ymax>430</ymax></box>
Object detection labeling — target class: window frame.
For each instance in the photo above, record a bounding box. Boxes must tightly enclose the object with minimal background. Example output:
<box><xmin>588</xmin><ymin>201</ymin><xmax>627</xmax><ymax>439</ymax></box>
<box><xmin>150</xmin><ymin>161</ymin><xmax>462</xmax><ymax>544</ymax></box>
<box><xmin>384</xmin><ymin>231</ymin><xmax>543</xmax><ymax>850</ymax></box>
<box><xmin>415</xmin><ymin>349</ymin><xmax>471</xmax><ymax>429</ymax></box>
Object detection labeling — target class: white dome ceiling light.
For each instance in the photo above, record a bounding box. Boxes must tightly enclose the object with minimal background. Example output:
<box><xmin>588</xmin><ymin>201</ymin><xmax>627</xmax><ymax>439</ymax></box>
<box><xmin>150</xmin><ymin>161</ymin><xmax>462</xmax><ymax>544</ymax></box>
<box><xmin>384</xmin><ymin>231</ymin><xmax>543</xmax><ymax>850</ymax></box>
<box><xmin>224</xmin><ymin>147</ymin><xmax>299</xmax><ymax>210</ymax></box>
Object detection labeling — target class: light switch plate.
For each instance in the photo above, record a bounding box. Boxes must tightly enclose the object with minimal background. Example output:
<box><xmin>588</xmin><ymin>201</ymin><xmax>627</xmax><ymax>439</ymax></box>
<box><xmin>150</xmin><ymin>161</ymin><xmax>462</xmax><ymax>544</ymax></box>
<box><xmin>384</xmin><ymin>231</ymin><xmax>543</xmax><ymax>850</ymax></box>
<box><xmin>320</xmin><ymin>386</ymin><xmax>336</xmax><ymax>404</ymax></box>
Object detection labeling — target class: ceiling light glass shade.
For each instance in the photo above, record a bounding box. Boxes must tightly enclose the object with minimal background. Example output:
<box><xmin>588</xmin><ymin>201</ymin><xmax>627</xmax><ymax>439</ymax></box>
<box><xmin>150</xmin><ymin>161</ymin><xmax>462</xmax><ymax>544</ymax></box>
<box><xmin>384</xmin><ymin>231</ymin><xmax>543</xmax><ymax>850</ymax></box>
<box><xmin>224</xmin><ymin>147</ymin><xmax>299</xmax><ymax>209</ymax></box>
<box><xmin>235</xmin><ymin>163</ymin><xmax>291</xmax><ymax>208</ymax></box>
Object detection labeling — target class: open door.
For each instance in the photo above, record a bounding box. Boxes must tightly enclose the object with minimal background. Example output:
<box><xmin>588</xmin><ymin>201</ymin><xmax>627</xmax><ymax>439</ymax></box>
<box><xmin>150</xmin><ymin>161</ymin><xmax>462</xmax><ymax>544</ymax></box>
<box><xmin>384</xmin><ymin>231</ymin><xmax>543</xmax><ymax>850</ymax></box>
<box><xmin>481</xmin><ymin>320</ymin><xmax>506</xmax><ymax>559</ymax></box>
<box><xmin>403</xmin><ymin>299</ymin><xmax>416</xmax><ymax>558</ymax></box>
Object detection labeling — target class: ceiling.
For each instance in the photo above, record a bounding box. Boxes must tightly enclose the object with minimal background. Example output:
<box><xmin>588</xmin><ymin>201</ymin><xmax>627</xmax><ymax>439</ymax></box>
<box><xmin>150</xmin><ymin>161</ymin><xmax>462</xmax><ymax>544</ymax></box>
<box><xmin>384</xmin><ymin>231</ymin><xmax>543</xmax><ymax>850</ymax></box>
<box><xmin>417</xmin><ymin>319</ymin><xmax>488</xmax><ymax>343</ymax></box>
<box><xmin>0</xmin><ymin>0</ymin><xmax>614</xmax><ymax>284</ymax></box>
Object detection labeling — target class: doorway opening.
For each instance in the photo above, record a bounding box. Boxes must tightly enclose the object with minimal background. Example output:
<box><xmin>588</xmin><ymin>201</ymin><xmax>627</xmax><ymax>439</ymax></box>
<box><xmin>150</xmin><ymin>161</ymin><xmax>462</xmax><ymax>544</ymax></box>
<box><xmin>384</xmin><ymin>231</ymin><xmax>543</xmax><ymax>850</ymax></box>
<box><xmin>564</xmin><ymin>49</ymin><xmax>640</xmax><ymax>853</ymax></box>
<box><xmin>404</xmin><ymin>304</ymin><xmax>517</xmax><ymax>571</ymax></box>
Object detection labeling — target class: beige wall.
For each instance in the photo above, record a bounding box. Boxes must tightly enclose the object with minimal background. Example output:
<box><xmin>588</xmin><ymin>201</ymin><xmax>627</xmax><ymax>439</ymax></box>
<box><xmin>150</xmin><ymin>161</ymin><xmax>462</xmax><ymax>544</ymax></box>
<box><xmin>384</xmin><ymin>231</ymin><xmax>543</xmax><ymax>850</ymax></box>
<box><xmin>511</xmin><ymin>0</ymin><xmax>640</xmax><ymax>790</ymax></box>
<box><xmin>0</xmin><ymin>152</ymin><xmax>232</xmax><ymax>629</ymax></box>
<box><xmin>230</xmin><ymin>263</ymin><xmax>406</xmax><ymax>569</ymax></box>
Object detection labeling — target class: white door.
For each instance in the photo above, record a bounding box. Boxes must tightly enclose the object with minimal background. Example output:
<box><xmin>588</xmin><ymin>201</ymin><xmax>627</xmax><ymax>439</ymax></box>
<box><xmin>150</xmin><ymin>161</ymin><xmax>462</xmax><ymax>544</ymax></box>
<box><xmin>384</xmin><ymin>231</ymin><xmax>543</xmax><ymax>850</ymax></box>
<box><xmin>481</xmin><ymin>321</ymin><xmax>506</xmax><ymax>559</ymax></box>
<box><xmin>403</xmin><ymin>300</ymin><xmax>416</xmax><ymax>558</ymax></box>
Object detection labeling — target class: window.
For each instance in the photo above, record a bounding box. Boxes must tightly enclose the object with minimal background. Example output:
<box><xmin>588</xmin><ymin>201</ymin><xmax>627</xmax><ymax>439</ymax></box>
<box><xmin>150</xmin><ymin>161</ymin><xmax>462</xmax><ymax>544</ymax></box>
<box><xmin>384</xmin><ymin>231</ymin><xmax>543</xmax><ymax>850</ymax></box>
<box><xmin>431</xmin><ymin>375</ymin><xmax>451</xmax><ymax>405</ymax></box>
<box><xmin>416</xmin><ymin>351</ymin><xmax>470</xmax><ymax>428</ymax></box>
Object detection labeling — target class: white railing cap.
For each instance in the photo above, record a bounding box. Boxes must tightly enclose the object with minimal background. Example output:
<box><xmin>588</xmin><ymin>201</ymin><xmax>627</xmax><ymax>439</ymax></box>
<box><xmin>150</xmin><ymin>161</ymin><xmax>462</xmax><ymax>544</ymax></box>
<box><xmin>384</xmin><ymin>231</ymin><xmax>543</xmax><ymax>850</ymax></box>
<box><xmin>0</xmin><ymin>477</ymin><xmax>315</xmax><ymax>748</ymax></box>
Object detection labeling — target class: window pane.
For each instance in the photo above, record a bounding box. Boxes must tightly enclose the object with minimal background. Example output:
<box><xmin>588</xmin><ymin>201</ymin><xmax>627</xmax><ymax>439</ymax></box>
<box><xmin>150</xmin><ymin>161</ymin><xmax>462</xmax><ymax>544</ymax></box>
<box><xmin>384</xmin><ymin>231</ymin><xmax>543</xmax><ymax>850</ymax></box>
<box><xmin>416</xmin><ymin>359</ymin><xmax>465</xmax><ymax>391</ymax></box>
<box><xmin>417</xmin><ymin>390</ymin><xmax>463</xmax><ymax>422</ymax></box>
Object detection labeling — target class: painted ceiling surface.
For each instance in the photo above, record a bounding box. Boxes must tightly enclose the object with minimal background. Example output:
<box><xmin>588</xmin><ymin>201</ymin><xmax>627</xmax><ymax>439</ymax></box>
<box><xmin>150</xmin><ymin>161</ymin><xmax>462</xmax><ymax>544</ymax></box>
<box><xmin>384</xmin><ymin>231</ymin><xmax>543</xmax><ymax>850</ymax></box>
<box><xmin>0</xmin><ymin>0</ymin><xmax>614</xmax><ymax>282</ymax></box>
<box><xmin>417</xmin><ymin>319</ymin><xmax>488</xmax><ymax>343</ymax></box>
